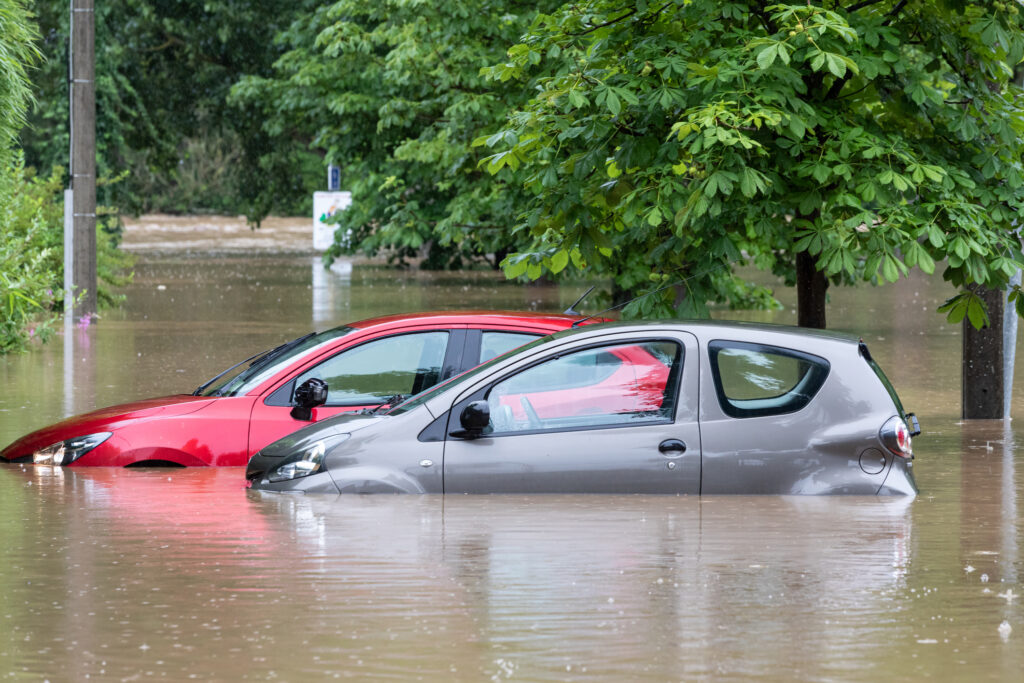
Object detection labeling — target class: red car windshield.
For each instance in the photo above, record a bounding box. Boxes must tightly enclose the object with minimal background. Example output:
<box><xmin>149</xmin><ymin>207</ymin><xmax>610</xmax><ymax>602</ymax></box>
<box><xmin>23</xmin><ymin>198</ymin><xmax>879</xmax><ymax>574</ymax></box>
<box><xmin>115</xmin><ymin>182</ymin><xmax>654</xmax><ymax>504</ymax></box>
<box><xmin>200</xmin><ymin>326</ymin><xmax>355</xmax><ymax>397</ymax></box>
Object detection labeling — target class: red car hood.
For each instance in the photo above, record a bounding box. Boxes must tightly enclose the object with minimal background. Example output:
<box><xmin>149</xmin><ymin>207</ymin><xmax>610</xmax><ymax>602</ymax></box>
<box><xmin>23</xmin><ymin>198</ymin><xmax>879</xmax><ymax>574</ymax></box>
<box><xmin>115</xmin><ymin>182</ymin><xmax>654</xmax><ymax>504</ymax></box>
<box><xmin>2</xmin><ymin>395</ymin><xmax>217</xmax><ymax>459</ymax></box>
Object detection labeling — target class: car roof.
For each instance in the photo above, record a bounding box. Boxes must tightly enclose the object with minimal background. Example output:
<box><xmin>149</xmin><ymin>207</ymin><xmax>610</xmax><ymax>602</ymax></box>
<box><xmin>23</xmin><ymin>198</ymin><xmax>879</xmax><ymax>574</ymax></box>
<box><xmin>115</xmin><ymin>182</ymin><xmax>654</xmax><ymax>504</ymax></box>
<box><xmin>544</xmin><ymin>318</ymin><xmax>863</xmax><ymax>344</ymax></box>
<box><xmin>347</xmin><ymin>310</ymin><xmax>587</xmax><ymax>331</ymax></box>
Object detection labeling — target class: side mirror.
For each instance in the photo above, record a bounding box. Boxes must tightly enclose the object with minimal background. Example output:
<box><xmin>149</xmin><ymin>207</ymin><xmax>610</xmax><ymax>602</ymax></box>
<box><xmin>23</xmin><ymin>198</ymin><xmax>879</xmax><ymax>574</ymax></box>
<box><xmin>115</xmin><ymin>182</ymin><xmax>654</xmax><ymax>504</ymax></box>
<box><xmin>450</xmin><ymin>400</ymin><xmax>490</xmax><ymax>439</ymax></box>
<box><xmin>290</xmin><ymin>378</ymin><xmax>328</xmax><ymax>421</ymax></box>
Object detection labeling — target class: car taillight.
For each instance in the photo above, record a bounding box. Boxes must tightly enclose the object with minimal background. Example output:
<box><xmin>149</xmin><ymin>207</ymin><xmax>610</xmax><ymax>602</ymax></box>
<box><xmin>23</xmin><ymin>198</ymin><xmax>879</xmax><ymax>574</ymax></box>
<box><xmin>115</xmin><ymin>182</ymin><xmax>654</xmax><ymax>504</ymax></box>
<box><xmin>880</xmin><ymin>416</ymin><xmax>913</xmax><ymax>458</ymax></box>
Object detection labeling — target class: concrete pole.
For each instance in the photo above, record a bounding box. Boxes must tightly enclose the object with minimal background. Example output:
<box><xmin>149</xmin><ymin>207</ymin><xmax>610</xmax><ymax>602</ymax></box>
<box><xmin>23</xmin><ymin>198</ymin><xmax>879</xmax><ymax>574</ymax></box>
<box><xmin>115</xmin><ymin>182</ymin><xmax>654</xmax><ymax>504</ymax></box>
<box><xmin>962</xmin><ymin>285</ymin><xmax>1004</xmax><ymax>419</ymax></box>
<box><xmin>69</xmin><ymin>0</ymin><xmax>97</xmax><ymax>319</ymax></box>
<box><xmin>1004</xmin><ymin>270</ymin><xmax>1020</xmax><ymax>418</ymax></box>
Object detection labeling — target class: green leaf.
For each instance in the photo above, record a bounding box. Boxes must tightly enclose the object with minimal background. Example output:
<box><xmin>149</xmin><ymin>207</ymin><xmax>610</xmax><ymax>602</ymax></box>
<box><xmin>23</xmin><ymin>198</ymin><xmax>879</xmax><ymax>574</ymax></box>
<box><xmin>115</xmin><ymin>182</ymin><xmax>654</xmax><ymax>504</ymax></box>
<box><xmin>825</xmin><ymin>53</ymin><xmax>846</xmax><ymax>78</ymax></box>
<box><xmin>549</xmin><ymin>249</ymin><xmax>569</xmax><ymax>274</ymax></box>
<box><xmin>607</xmin><ymin>89</ymin><xmax>621</xmax><ymax>116</ymax></box>
<box><xmin>646</xmin><ymin>207</ymin><xmax>663</xmax><ymax>226</ymax></box>
<box><xmin>967</xmin><ymin>293</ymin><xmax>989</xmax><ymax>329</ymax></box>
<box><xmin>504</xmin><ymin>256</ymin><xmax>530</xmax><ymax>279</ymax></box>
<box><xmin>882</xmin><ymin>255</ymin><xmax>900</xmax><ymax>282</ymax></box>
<box><xmin>757</xmin><ymin>44</ymin><xmax>778</xmax><ymax>70</ymax></box>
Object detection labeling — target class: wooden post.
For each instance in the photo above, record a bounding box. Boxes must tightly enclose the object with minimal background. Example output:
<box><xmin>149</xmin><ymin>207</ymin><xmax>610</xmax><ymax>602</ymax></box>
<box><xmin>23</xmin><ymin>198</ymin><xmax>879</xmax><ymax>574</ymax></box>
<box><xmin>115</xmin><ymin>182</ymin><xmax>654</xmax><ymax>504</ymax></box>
<box><xmin>962</xmin><ymin>285</ymin><xmax>1004</xmax><ymax>419</ymax></box>
<box><xmin>70</xmin><ymin>0</ymin><xmax>96</xmax><ymax>319</ymax></box>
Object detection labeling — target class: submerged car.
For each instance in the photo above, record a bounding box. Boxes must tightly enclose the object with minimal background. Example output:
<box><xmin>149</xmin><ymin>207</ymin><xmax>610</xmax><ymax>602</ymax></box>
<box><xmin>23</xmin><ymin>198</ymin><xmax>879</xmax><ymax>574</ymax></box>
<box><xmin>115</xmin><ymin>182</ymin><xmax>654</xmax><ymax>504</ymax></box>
<box><xmin>247</xmin><ymin>320</ymin><xmax>920</xmax><ymax>495</ymax></box>
<box><xmin>1</xmin><ymin>312</ymin><xmax>589</xmax><ymax>467</ymax></box>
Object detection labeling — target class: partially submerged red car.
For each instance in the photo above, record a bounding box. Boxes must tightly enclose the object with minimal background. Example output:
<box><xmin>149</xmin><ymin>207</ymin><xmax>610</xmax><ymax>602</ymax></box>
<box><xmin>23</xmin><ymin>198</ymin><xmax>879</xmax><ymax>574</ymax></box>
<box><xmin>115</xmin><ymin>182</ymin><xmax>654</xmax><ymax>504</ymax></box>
<box><xmin>1</xmin><ymin>312</ymin><xmax>587</xmax><ymax>467</ymax></box>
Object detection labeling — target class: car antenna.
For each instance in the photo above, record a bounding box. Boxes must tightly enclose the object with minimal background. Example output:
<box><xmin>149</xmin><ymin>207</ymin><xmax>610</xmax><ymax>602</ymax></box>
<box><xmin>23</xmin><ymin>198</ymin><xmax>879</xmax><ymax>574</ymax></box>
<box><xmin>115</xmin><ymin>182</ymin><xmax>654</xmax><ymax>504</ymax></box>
<box><xmin>563</xmin><ymin>286</ymin><xmax>596</xmax><ymax>316</ymax></box>
<box><xmin>570</xmin><ymin>261</ymin><xmax>731</xmax><ymax>328</ymax></box>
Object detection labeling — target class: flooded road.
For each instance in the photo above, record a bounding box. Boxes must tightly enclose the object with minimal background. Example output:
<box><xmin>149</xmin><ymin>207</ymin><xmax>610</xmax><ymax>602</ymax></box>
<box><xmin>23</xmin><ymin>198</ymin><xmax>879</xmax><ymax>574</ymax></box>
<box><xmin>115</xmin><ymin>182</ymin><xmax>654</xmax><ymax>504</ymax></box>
<box><xmin>0</xmin><ymin>215</ymin><xmax>1021</xmax><ymax>680</ymax></box>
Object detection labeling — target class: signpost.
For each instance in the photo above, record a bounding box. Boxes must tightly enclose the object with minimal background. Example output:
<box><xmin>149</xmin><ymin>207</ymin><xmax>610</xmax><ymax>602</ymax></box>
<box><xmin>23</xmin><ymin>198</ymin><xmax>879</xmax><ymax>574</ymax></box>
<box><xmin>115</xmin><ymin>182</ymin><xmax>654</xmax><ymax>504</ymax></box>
<box><xmin>313</xmin><ymin>191</ymin><xmax>352</xmax><ymax>252</ymax></box>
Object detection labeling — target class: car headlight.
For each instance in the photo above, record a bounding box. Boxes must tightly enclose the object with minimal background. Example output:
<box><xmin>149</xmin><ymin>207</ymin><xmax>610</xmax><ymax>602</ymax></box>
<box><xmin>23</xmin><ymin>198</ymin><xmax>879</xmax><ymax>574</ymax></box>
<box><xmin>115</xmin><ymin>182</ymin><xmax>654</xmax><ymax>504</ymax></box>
<box><xmin>267</xmin><ymin>434</ymin><xmax>349</xmax><ymax>483</ymax></box>
<box><xmin>33</xmin><ymin>432</ymin><xmax>112</xmax><ymax>465</ymax></box>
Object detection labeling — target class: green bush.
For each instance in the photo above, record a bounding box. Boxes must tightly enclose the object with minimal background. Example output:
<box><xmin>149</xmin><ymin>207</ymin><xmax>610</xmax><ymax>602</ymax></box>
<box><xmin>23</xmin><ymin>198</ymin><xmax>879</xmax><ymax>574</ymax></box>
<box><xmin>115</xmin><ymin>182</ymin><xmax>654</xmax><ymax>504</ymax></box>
<box><xmin>0</xmin><ymin>155</ymin><xmax>133</xmax><ymax>353</ymax></box>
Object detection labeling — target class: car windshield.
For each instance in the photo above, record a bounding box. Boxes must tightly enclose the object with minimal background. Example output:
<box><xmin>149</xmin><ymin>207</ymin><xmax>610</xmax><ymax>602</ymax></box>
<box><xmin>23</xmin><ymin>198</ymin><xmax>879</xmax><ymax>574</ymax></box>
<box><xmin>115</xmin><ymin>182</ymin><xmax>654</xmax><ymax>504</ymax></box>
<box><xmin>387</xmin><ymin>333</ymin><xmax>555</xmax><ymax>416</ymax></box>
<box><xmin>199</xmin><ymin>326</ymin><xmax>356</xmax><ymax>397</ymax></box>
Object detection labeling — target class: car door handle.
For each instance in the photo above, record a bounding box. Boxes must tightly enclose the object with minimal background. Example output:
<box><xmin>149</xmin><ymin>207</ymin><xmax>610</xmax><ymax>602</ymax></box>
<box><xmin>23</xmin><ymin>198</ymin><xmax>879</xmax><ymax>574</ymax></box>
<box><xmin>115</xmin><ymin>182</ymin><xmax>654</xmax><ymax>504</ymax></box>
<box><xmin>659</xmin><ymin>439</ymin><xmax>686</xmax><ymax>455</ymax></box>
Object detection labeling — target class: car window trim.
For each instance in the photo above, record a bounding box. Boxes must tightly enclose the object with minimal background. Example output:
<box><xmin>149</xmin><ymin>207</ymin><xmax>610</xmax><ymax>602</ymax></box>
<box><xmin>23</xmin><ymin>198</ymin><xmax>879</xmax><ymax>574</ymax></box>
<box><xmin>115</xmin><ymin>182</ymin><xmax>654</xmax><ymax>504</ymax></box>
<box><xmin>708</xmin><ymin>339</ymin><xmax>830</xmax><ymax>419</ymax></box>
<box><xmin>446</xmin><ymin>336</ymin><xmax>686</xmax><ymax>440</ymax></box>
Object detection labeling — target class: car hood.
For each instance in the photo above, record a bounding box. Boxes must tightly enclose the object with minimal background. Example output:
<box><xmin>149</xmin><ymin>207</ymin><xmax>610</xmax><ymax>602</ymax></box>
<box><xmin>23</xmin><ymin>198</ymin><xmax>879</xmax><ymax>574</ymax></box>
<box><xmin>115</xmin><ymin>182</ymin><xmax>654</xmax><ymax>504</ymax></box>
<box><xmin>1</xmin><ymin>395</ymin><xmax>217</xmax><ymax>459</ymax></box>
<box><xmin>257</xmin><ymin>412</ymin><xmax>389</xmax><ymax>458</ymax></box>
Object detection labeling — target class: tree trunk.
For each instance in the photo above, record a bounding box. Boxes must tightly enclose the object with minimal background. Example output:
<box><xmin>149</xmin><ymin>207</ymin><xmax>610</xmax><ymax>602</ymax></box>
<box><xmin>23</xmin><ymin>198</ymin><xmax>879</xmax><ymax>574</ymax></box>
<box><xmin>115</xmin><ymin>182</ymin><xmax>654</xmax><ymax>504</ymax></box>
<box><xmin>796</xmin><ymin>251</ymin><xmax>828</xmax><ymax>329</ymax></box>
<box><xmin>962</xmin><ymin>285</ymin><xmax>1004</xmax><ymax>419</ymax></box>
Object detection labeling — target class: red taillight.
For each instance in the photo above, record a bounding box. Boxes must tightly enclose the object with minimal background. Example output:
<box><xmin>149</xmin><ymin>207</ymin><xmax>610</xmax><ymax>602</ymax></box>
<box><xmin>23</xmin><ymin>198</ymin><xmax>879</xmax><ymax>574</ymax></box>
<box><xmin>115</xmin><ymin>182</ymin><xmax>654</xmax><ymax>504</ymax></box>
<box><xmin>880</xmin><ymin>416</ymin><xmax>913</xmax><ymax>458</ymax></box>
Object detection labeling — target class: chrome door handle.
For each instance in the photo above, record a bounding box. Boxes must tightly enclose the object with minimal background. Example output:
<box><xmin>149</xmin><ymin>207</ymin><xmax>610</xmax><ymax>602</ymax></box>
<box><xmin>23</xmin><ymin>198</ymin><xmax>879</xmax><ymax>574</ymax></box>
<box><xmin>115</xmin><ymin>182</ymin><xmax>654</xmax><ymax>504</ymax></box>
<box><xmin>659</xmin><ymin>439</ymin><xmax>686</xmax><ymax>455</ymax></box>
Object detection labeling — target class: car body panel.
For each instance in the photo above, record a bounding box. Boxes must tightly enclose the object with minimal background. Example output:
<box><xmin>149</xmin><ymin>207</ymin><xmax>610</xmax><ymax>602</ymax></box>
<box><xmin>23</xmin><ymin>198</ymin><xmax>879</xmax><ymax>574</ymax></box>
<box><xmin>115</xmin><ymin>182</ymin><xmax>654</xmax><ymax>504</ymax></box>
<box><xmin>693</xmin><ymin>328</ymin><xmax>901</xmax><ymax>495</ymax></box>
<box><xmin>441</xmin><ymin>331</ymin><xmax>701</xmax><ymax>494</ymax></box>
<box><xmin>2</xmin><ymin>312</ymin><xmax>585</xmax><ymax>467</ymax></box>
<box><xmin>247</xmin><ymin>320</ymin><xmax>918</xmax><ymax>496</ymax></box>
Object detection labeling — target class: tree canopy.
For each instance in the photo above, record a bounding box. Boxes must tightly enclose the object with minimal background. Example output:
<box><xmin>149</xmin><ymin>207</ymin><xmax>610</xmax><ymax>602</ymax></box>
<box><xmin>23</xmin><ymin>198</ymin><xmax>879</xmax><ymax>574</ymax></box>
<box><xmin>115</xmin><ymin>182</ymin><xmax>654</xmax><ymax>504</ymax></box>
<box><xmin>478</xmin><ymin>0</ymin><xmax>1024</xmax><ymax>324</ymax></box>
<box><xmin>20</xmin><ymin>0</ymin><xmax>320</xmax><ymax>215</ymax></box>
<box><xmin>0</xmin><ymin>0</ymin><xmax>40</xmax><ymax>155</ymax></box>
<box><xmin>233</xmin><ymin>0</ymin><xmax>562</xmax><ymax>268</ymax></box>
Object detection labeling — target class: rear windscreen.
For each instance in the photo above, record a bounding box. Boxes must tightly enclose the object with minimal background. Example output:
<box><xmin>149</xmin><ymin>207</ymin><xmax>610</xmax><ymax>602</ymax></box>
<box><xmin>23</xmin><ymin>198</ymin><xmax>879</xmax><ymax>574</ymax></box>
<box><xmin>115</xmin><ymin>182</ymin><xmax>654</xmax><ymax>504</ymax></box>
<box><xmin>860</xmin><ymin>343</ymin><xmax>906</xmax><ymax>418</ymax></box>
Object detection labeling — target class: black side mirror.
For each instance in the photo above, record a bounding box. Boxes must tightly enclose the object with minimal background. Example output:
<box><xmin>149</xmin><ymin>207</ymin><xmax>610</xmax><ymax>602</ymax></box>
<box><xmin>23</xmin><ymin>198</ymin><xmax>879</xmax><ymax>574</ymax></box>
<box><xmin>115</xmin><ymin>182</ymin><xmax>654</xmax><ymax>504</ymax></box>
<box><xmin>450</xmin><ymin>400</ymin><xmax>490</xmax><ymax>439</ymax></box>
<box><xmin>291</xmin><ymin>378</ymin><xmax>328</xmax><ymax>421</ymax></box>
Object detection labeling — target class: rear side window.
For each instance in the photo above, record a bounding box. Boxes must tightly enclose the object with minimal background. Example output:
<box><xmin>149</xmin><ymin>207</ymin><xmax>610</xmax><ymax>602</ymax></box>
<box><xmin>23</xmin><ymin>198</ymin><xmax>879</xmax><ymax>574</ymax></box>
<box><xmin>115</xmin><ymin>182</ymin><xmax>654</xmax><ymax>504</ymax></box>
<box><xmin>709</xmin><ymin>341</ymin><xmax>829</xmax><ymax>418</ymax></box>
<box><xmin>479</xmin><ymin>332</ymin><xmax>539</xmax><ymax>363</ymax></box>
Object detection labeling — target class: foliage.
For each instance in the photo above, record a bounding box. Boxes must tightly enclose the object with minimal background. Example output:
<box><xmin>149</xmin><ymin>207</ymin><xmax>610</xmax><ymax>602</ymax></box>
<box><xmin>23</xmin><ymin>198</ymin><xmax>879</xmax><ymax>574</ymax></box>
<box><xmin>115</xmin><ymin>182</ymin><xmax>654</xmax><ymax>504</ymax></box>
<box><xmin>0</xmin><ymin>0</ymin><xmax>40</xmax><ymax>155</ymax></box>
<box><xmin>0</xmin><ymin>157</ymin><xmax>133</xmax><ymax>353</ymax></box>
<box><xmin>232</xmin><ymin>0</ymin><xmax>563</xmax><ymax>268</ymax></box>
<box><xmin>479</xmin><ymin>0</ymin><xmax>1024</xmax><ymax>324</ymax></box>
<box><xmin>20</xmin><ymin>0</ymin><xmax>320</xmax><ymax>217</ymax></box>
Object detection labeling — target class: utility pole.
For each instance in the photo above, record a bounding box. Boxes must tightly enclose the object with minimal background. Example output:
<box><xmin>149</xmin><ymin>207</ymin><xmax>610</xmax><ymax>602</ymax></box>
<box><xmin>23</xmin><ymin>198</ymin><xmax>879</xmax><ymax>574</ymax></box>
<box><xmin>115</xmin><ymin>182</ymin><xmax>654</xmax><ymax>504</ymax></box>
<box><xmin>68</xmin><ymin>0</ymin><xmax>96</xmax><ymax>319</ymax></box>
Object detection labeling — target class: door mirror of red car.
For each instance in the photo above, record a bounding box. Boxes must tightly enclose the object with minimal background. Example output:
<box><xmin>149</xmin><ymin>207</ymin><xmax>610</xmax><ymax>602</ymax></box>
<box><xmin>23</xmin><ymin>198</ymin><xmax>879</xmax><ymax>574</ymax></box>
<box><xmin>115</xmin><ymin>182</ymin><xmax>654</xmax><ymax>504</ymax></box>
<box><xmin>450</xmin><ymin>400</ymin><xmax>490</xmax><ymax>440</ymax></box>
<box><xmin>291</xmin><ymin>378</ymin><xmax>328</xmax><ymax>421</ymax></box>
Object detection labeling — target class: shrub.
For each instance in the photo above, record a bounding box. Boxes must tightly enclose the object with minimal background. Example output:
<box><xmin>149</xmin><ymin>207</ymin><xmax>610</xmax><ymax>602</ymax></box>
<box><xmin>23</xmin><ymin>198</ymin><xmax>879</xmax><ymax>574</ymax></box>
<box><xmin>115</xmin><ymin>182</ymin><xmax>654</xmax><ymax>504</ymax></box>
<box><xmin>0</xmin><ymin>155</ymin><xmax>133</xmax><ymax>352</ymax></box>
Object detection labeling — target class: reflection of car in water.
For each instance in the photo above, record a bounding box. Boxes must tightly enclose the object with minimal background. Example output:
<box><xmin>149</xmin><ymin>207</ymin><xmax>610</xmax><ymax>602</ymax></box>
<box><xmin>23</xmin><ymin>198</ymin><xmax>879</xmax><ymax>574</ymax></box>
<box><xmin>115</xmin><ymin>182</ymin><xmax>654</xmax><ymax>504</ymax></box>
<box><xmin>1</xmin><ymin>312</ymin><xmax>587</xmax><ymax>467</ymax></box>
<box><xmin>248</xmin><ymin>321</ymin><xmax>919</xmax><ymax>495</ymax></box>
<box><xmin>248</xmin><ymin>493</ymin><xmax>913</xmax><ymax>679</ymax></box>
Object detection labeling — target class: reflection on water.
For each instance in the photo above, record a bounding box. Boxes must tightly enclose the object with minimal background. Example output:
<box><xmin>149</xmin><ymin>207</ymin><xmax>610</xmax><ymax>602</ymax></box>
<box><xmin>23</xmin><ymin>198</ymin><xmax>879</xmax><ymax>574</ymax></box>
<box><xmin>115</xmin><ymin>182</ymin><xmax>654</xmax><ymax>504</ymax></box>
<box><xmin>0</xmin><ymin>218</ymin><xmax>1022</xmax><ymax>679</ymax></box>
<box><xmin>0</xmin><ymin>462</ymin><xmax>1020</xmax><ymax>681</ymax></box>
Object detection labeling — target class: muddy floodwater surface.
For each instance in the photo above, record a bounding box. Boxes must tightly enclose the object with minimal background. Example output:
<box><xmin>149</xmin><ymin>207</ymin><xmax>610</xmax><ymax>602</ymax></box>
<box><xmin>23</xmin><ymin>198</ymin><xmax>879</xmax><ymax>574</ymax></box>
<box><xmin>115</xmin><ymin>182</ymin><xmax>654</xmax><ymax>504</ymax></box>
<box><xmin>0</xmin><ymin>216</ymin><xmax>1021</xmax><ymax>681</ymax></box>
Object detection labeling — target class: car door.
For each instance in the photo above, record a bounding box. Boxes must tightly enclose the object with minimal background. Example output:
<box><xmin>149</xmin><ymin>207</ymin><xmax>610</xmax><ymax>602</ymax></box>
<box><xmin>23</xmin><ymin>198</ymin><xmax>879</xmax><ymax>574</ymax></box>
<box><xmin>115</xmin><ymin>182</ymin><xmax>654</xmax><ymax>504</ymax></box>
<box><xmin>247</xmin><ymin>329</ymin><xmax>463</xmax><ymax>456</ymax></box>
<box><xmin>442</xmin><ymin>331</ymin><xmax>701</xmax><ymax>493</ymax></box>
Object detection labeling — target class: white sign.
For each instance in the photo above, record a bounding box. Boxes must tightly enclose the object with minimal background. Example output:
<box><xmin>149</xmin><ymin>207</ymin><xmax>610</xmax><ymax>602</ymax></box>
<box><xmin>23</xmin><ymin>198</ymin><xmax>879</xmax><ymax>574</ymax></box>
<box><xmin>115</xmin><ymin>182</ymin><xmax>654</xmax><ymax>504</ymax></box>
<box><xmin>313</xmin><ymin>191</ymin><xmax>352</xmax><ymax>251</ymax></box>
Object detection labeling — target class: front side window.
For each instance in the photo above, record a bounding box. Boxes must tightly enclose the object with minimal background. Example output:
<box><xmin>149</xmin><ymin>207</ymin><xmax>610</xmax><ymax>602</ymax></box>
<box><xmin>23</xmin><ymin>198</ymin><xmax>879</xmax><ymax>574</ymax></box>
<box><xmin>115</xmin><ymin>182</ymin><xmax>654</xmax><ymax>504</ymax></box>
<box><xmin>485</xmin><ymin>340</ymin><xmax>682</xmax><ymax>434</ymax></box>
<box><xmin>294</xmin><ymin>332</ymin><xmax>449</xmax><ymax>406</ymax></box>
<box><xmin>709</xmin><ymin>341</ymin><xmax>829</xmax><ymax>418</ymax></box>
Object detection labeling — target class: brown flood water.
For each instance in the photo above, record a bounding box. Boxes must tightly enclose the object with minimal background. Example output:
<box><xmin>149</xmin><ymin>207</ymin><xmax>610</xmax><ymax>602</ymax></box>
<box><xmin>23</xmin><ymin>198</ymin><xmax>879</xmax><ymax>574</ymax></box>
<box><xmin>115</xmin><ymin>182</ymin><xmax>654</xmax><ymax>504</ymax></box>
<box><xmin>0</xmin><ymin>215</ymin><xmax>1021</xmax><ymax>681</ymax></box>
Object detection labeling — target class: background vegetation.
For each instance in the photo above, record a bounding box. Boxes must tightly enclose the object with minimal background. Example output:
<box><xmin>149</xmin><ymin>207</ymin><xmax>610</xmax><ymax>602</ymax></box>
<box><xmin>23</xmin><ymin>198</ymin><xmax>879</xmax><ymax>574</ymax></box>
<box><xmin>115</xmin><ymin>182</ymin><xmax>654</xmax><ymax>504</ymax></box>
<box><xmin>4</xmin><ymin>0</ymin><xmax>1024</xmax><ymax>351</ymax></box>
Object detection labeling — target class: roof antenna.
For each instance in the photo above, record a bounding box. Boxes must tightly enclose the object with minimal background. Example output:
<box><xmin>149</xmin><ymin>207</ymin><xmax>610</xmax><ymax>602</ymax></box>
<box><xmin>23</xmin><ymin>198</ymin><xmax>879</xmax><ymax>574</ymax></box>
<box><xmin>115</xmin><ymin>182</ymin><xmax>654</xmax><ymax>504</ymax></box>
<box><xmin>563</xmin><ymin>286</ymin><xmax>596</xmax><ymax>316</ymax></box>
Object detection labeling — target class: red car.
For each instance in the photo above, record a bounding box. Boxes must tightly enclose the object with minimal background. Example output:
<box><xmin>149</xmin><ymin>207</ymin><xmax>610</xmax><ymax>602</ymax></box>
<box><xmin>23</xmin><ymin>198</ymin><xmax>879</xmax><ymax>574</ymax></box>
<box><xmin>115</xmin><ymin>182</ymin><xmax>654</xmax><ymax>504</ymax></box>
<box><xmin>1</xmin><ymin>312</ymin><xmax>586</xmax><ymax>467</ymax></box>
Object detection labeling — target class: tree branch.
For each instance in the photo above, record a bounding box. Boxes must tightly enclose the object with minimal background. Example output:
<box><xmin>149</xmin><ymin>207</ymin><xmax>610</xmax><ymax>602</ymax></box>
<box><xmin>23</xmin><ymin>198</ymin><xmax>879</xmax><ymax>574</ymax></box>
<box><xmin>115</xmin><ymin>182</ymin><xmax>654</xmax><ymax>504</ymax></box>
<box><xmin>845</xmin><ymin>0</ymin><xmax>888</xmax><ymax>13</ymax></box>
<box><xmin>882</xmin><ymin>0</ymin><xmax>909</xmax><ymax>26</ymax></box>
<box><xmin>568</xmin><ymin>8</ymin><xmax>637</xmax><ymax>36</ymax></box>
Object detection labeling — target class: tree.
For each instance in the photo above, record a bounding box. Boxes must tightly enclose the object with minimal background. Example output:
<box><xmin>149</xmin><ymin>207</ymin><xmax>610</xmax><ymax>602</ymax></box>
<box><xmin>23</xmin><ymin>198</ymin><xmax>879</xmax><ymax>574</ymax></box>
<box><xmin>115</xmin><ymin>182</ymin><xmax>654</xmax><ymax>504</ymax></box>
<box><xmin>232</xmin><ymin>0</ymin><xmax>562</xmax><ymax>268</ymax></box>
<box><xmin>479</xmin><ymin>0</ymin><xmax>1024</xmax><ymax>326</ymax></box>
<box><xmin>20</xmin><ymin>0</ymin><xmax>320</xmax><ymax>216</ymax></box>
<box><xmin>0</xmin><ymin>0</ymin><xmax>40</xmax><ymax>156</ymax></box>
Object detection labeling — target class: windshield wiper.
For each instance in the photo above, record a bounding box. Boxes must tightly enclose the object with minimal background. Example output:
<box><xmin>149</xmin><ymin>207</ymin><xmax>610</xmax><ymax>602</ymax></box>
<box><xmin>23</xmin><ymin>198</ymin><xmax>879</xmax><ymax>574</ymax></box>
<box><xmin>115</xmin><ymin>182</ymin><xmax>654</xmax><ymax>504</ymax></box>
<box><xmin>192</xmin><ymin>332</ymin><xmax>316</xmax><ymax>396</ymax></box>
<box><xmin>359</xmin><ymin>394</ymin><xmax>406</xmax><ymax>415</ymax></box>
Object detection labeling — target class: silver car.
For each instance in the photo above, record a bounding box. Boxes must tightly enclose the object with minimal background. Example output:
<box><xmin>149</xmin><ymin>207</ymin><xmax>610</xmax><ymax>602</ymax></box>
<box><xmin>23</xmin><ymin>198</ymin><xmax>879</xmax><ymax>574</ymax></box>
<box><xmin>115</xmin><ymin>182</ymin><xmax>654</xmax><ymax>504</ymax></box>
<box><xmin>245</xmin><ymin>320</ymin><xmax>919</xmax><ymax>495</ymax></box>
